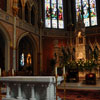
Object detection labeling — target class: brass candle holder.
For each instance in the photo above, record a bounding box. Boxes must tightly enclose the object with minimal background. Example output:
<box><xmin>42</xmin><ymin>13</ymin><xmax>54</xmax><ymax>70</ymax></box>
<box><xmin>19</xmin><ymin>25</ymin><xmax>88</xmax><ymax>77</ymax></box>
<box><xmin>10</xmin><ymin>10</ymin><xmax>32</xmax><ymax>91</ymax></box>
<box><xmin>63</xmin><ymin>66</ymin><xmax>66</xmax><ymax>100</ymax></box>
<box><xmin>55</xmin><ymin>66</ymin><xmax>58</xmax><ymax>100</ymax></box>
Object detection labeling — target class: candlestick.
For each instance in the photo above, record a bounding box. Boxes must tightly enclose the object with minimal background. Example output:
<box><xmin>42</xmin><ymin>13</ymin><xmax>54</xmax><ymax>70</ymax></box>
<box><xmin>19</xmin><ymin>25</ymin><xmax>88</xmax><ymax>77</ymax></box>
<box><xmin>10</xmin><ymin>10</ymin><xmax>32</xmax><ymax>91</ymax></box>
<box><xmin>55</xmin><ymin>67</ymin><xmax>57</xmax><ymax>76</ymax></box>
<box><xmin>63</xmin><ymin>66</ymin><xmax>65</xmax><ymax>75</ymax></box>
<box><xmin>0</xmin><ymin>68</ymin><xmax>1</xmax><ymax>76</ymax></box>
<box><xmin>12</xmin><ymin>69</ymin><xmax>14</xmax><ymax>76</ymax></box>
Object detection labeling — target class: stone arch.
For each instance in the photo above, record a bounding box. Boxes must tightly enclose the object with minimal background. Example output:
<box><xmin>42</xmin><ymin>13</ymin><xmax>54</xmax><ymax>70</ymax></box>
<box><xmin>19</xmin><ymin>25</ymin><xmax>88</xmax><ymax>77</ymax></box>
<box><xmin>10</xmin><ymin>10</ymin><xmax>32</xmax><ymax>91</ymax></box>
<box><xmin>0</xmin><ymin>23</ymin><xmax>10</xmax><ymax>71</ymax></box>
<box><xmin>17</xmin><ymin>32</ymin><xmax>38</xmax><ymax>75</ymax></box>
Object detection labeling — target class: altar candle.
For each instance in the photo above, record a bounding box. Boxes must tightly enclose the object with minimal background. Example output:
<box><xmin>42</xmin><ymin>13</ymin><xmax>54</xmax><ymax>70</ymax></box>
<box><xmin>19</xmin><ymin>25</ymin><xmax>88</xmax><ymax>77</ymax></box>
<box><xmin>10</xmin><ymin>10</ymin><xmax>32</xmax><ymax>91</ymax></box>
<box><xmin>63</xmin><ymin>66</ymin><xmax>65</xmax><ymax>75</ymax></box>
<box><xmin>12</xmin><ymin>69</ymin><xmax>14</xmax><ymax>76</ymax></box>
<box><xmin>55</xmin><ymin>67</ymin><xmax>57</xmax><ymax>76</ymax></box>
<box><xmin>0</xmin><ymin>68</ymin><xmax>1</xmax><ymax>76</ymax></box>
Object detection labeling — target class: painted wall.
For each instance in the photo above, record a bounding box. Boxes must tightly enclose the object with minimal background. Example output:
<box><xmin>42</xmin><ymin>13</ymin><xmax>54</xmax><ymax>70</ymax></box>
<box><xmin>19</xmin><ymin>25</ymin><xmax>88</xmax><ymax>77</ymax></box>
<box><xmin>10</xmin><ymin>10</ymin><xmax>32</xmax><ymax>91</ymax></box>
<box><xmin>42</xmin><ymin>36</ymin><xmax>68</xmax><ymax>75</ymax></box>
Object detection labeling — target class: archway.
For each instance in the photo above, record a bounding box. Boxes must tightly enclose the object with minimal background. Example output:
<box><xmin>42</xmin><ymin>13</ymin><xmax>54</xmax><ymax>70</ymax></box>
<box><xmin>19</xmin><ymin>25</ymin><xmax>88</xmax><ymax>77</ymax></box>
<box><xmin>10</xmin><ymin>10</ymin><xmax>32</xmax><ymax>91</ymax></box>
<box><xmin>0</xmin><ymin>25</ymin><xmax>10</xmax><ymax>72</ymax></box>
<box><xmin>0</xmin><ymin>32</ymin><xmax>5</xmax><ymax>71</ymax></box>
<box><xmin>18</xmin><ymin>35</ymin><xmax>37</xmax><ymax>76</ymax></box>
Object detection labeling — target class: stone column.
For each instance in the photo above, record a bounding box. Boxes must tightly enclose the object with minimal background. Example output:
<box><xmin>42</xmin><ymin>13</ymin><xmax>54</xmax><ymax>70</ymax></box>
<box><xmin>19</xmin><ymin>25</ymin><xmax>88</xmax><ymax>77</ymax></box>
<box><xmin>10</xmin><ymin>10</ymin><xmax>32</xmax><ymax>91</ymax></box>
<box><xmin>13</xmin><ymin>16</ymin><xmax>16</xmax><ymax>71</ymax></box>
<box><xmin>46</xmin><ymin>84</ymin><xmax>50</xmax><ymax>100</ymax></box>
<box><xmin>30</xmin><ymin>85</ymin><xmax>36</xmax><ymax>100</ymax></box>
<box><xmin>12</xmin><ymin>0</ymin><xmax>18</xmax><ymax>71</ymax></box>
<box><xmin>49</xmin><ymin>83</ymin><xmax>55</xmax><ymax>100</ymax></box>
<box><xmin>17</xmin><ymin>84</ymin><xmax>22</xmax><ymax>99</ymax></box>
<box><xmin>6</xmin><ymin>83</ymin><xmax>11</xmax><ymax>98</ymax></box>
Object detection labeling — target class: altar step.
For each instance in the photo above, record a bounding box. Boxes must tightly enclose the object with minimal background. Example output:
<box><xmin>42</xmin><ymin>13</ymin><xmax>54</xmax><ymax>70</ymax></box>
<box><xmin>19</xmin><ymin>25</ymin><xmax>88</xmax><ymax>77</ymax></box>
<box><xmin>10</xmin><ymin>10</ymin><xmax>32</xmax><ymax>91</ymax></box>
<box><xmin>57</xmin><ymin>79</ymin><xmax>100</xmax><ymax>90</ymax></box>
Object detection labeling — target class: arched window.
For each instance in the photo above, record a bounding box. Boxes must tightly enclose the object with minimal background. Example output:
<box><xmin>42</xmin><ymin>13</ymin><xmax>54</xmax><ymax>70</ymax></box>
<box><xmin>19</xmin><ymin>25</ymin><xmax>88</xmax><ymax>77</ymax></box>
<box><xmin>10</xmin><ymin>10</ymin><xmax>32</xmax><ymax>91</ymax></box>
<box><xmin>31</xmin><ymin>6</ymin><xmax>35</xmax><ymax>25</ymax></box>
<box><xmin>25</xmin><ymin>3</ymin><xmax>29</xmax><ymax>22</ymax></box>
<box><xmin>76</xmin><ymin>0</ymin><xmax>97</xmax><ymax>27</ymax></box>
<box><xmin>0</xmin><ymin>0</ymin><xmax>7</xmax><ymax>11</ymax></box>
<box><xmin>18</xmin><ymin>0</ymin><xmax>22</xmax><ymax>19</ymax></box>
<box><xmin>45</xmin><ymin>0</ymin><xmax>64</xmax><ymax>29</ymax></box>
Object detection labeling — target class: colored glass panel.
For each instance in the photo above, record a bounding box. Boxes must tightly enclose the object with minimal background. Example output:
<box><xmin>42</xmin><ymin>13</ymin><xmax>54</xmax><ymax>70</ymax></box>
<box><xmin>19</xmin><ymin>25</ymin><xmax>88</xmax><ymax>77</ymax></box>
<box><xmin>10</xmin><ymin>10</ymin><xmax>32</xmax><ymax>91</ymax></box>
<box><xmin>58</xmin><ymin>4</ymin><xmax>63</xmax><ymax>20</ymax></box>
<box><xmin>45</xmin><ymin>0</ymin><xmax>64</xmax><ymax>29</ymax></box>
<box><xmin>83</xmin><ymin>10</ymin><xmax>89</xmax><ymax>19</ymax></box>
<box><xmin>58</xmin><ymin>0</ymin><xmax>62</xmax><ymax>4</ymax></box>
<box><xmin>82</xmin><ymin>1</ymin><xmax>89</xmax><ymax>10</ymax></box>
<box><xmin>90</xmin><ymin>0</ymin><xmax>97</xmax><ymax>26</ymax></box>
<box><xmin>45</xmin><ymin>0</ymin><xmax>50</xmax><ymax>3</ymax></box>
<box><xmin>91</xmin><ymin>17</ymin><xmax>97</xmax><ymax>26</ymax></box>
<box><xmin>84</xmin><ymin>18</ymin><xmax>90</xmax><ymax>26</ymax></box>
<box><xmin>52</xmin><ymin>19</ymin><xmax>57</xmax><ymax>28</ymax></box>
<box><xmin>45</xmin><ymin>19</ymin><xmax>51</xmax><ymax>28</ymax></box>
<box><xmin>51</xmin><ymin>0</ymin><xmax>56</xmax><ymax>3</ymax></box>
<box><xmin>90</xmin><ymin>8</ymin><xmax>96</xmax><ymax>17</ymax></box>
<box><xmin>45</xmin><ymin>3</ymin><xmax>50</xmax><ymax>19</ymax></box>
<box><xmin>51</xmin><ymin>3</ymin><xmax>57</xmax><ymax>20</ymax></box>
<box><xmin>76</xmin><ymin>0</ymin><xmax>97</xmax><ymax>27</ymax></box>
<box><xmin>20</xmin><ymin>53</ymin><xmax>24</xmax><ymax>66</ymax></box>
<box><xmin>76</xmin><ymin>3</ymin><xmax>81</xmax><ymax>21</ymax></box>
<box><xmin>59</xmin><ymin>20</ymin><xmax>64</xmax><ymax>28</ymax></box>
<box><xmin>76</xmin><ymin>0</ymin><xmax>81</xmax><ymax>3</ymax></box>
<box><xmin>90</xmin><ymin>0</ymin><xmax>96</xmax><ymax>9</ymax></box>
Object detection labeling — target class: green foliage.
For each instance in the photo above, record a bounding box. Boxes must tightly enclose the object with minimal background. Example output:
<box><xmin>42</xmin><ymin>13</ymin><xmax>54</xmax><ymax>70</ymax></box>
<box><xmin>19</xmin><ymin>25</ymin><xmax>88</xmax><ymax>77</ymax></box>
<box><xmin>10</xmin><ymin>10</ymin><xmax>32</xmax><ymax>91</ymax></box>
<box><xmin>84</xmin><ymin>59</ymin><xmax>97</xmax><ymax>72</ymax></box>
<box><xmin>77</xmin><ymin>60</ymin><xmax>85</xmax><ymax>72</ymax></box>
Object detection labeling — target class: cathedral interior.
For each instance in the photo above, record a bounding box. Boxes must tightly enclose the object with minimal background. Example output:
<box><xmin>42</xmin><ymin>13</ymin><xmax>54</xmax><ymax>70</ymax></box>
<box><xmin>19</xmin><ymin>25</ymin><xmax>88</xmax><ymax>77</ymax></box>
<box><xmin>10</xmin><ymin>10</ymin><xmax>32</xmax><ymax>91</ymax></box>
<box><xmin>1</xmin><ymin>0</ymin><xmax>100</xmax><ymax>100</ymax></box>
<box><xmin>0</xmin><ymin>0</ymin><xmax>100</xmax><ymax>76</ymax></box>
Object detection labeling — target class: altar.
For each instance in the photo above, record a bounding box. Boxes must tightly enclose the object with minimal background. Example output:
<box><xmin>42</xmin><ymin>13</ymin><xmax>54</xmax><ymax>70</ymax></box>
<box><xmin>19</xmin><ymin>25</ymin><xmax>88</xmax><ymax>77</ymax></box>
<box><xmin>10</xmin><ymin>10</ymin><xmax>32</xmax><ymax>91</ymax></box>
<box><xmin>0</xmin><ymin>76</ymin><xmax>63</xmax><ymax>100</ymax></box>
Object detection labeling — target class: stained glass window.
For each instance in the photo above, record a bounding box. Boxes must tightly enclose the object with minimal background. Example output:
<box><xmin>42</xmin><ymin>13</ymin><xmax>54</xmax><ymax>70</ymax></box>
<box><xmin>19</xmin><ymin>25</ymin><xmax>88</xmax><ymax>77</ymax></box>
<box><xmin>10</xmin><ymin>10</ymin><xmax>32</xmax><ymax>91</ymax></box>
<box><xmin>45</xmin><ymin>0</ymin><xmax>64</xmax><ymax>29</ymax></box>
<box><xmin>20</xmin><ymin>53</ymin><xmax>24</xmax><ymax>66</ymax></box>
<box><xmin>76</xmin><ymin>0</ymin><xmax>97</xmax><ymax>27</ymax></box>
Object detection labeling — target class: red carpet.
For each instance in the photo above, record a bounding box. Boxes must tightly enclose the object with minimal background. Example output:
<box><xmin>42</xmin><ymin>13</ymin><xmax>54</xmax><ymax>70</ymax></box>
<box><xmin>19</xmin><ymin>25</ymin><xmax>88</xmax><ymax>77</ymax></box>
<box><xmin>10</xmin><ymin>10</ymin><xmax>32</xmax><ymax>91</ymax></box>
<box><xmin>57</xmin><ymin>89</ymin><xmax>100</xmax><ymax>100</ymax></box>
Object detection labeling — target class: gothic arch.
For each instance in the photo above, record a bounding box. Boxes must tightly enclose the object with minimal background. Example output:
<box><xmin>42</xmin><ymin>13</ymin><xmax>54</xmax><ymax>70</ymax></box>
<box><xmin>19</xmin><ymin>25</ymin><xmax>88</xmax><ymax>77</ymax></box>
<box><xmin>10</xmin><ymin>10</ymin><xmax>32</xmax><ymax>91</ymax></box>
<box><xmin>25</xmin><ymin>2</ymin><xmax>30</xmax><ymax>22</ymax></box>
<box><xmin>0</xmin><ymin>23</ymin><xmax>10</xmax><ymax>71</ymax></box>
<box><xmin>88</xmin><ymin>40</ymin><xmax>94</xmax><ymax>51</ymax></box>
<box><xmin>18</xmin><ymin>0</ymin><xmax>22</xmax><ymax>19</ymax></box>
<box><xmin>17</xmin><ymin>32</ymin><xmax>38</xmax><ymax>75</ymax></box>
<box><xmin>31</xmin><ymin>5</ymin><xmax>35</xmax><ymax>25</ymax></box>
<box><xmin>30</xmin><ymin>1</ymin><xmax>38</xmax><ymax>26</ymax></box>
<box><xmin>94</xmin><ymin>41</ymin><xmax>100</xmax><ymax>51</ymax></box>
